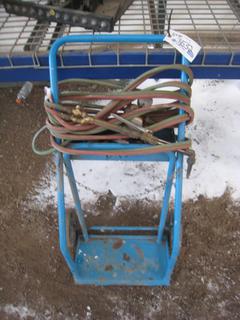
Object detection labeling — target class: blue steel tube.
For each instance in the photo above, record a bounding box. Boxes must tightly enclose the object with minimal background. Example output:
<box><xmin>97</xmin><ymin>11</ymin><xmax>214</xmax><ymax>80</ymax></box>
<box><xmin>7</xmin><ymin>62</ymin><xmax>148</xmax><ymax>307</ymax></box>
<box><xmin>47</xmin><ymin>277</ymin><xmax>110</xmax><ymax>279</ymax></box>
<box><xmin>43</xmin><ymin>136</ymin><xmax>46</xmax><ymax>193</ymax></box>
<box><xmin>56</xmin><ymin>152</ymin><xmax>76</xmax><ymax>273</ymax></box>
<box><xmin>166</xmin><ymin>56</ymin><xmax>189</xmax><ymax>279</ymax></box>
<box><xmin>63</xmin><ymin>155</ymin><xmax>89</xmax><ymax>241</ymax></box>
<box><xmin>157</xmin><ymin>156</ymin><xmax>175</xmax><ymax>243</ymax></box>
<box><xmin>49</xmin><ymin>34</ymin><xmax>165</xmax><ymax>102</ymax></box>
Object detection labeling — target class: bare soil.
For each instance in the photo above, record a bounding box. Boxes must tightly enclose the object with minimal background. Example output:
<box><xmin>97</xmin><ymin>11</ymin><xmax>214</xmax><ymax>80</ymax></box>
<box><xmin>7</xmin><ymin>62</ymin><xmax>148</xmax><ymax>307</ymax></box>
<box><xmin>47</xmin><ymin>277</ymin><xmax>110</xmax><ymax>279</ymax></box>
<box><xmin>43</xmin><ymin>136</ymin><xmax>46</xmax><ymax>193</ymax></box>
<box><xmin>0</xmin><ymin>86</ymin><xmax>239</xmax><ymax>319</ymax></box>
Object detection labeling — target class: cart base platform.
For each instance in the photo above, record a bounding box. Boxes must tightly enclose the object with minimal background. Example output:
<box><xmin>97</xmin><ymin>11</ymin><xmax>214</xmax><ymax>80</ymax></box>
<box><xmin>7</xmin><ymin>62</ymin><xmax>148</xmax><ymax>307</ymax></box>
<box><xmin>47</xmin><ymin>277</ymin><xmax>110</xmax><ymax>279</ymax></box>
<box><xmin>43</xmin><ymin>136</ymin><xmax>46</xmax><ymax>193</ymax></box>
<box><xmin>74</xmin><ymin>234</ymin><xmax>170</xmax><ymax>286</ymax></box>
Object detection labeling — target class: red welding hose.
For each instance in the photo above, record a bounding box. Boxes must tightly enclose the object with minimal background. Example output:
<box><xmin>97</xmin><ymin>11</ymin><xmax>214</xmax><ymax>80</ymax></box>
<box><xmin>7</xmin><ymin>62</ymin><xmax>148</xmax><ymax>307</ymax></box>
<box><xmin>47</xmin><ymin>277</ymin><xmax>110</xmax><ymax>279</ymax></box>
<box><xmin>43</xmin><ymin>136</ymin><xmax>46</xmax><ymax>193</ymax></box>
<box><xmin>33</xmin><ymin>64</ymin><xmax>194</xmax><ymax>157</ymax></box>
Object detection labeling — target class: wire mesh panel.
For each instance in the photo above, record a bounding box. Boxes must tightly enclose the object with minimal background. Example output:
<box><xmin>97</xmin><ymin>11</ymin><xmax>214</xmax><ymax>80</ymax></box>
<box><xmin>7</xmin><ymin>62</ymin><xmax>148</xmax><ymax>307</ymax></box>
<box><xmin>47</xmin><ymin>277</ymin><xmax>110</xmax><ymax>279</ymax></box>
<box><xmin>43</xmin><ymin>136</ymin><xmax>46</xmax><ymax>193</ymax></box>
<box><xmin>0</xmin><ymin>0</ymin><xmax>240</xmax><ymax>79</ymax></box>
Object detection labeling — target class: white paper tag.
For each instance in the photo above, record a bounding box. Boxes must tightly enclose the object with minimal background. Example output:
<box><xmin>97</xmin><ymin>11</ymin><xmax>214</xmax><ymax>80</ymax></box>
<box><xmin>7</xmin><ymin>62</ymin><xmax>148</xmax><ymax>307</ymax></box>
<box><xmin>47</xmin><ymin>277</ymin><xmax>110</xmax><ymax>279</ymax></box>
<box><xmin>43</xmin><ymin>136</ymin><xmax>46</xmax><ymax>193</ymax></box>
<box><xmin>44</xmin><ymin>86</ymin><xmax>53</xmax><ymax>102</ymax></box>
<box><xmin>164</xmin><ymin>30</ymin><xmax>201</xmax><ymax>63</ymax></box>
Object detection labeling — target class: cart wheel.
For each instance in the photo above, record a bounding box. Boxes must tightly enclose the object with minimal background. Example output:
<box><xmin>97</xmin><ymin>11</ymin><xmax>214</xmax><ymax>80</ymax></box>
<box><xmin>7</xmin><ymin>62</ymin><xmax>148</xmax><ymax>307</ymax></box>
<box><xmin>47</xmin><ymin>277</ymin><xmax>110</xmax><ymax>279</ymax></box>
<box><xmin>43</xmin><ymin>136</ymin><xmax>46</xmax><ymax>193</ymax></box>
<box><xmin>163</xmin><ymin>211</ymin><xmax>173</xmax><ymax>246</ymax></box>
<box><xmin>66</xmin><ymin>210</ymin><xmax>79</xmax><ymax>250</ymax></box>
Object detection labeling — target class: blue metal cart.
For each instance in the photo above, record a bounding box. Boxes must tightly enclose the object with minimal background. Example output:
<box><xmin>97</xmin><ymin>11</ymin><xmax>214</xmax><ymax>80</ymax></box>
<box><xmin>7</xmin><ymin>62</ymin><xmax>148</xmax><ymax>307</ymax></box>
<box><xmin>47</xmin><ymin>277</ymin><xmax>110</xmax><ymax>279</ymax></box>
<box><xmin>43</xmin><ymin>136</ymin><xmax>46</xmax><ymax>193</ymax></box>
<box><xmin>49</xmin><ymin>34</ymin><xmax>189</xmax><ymax>285</ymax></box>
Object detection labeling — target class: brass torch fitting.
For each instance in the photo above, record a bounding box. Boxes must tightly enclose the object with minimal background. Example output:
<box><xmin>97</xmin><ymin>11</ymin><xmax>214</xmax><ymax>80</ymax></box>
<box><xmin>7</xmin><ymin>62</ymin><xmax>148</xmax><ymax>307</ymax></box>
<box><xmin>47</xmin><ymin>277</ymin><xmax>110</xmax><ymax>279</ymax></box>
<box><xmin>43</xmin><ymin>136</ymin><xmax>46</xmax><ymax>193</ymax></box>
<box><xmin>71</xmin><ymin>105</ymin><xmax>94</xmax><ymax>124</ymax></box>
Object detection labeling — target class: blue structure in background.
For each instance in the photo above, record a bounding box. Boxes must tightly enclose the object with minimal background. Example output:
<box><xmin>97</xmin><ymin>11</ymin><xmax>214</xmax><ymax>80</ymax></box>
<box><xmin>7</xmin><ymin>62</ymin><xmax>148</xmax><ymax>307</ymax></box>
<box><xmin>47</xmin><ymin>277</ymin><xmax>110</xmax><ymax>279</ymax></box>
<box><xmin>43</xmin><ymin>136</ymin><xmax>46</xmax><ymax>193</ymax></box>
<box><xmin>1</xmin><ymin>49</ymin><xmax>240</xmax><ymax>82</ymax></box>
<box><xmin>50</xmin><ymin>34</ymin><xmax>189</xmax><ymax>285</ymax></box>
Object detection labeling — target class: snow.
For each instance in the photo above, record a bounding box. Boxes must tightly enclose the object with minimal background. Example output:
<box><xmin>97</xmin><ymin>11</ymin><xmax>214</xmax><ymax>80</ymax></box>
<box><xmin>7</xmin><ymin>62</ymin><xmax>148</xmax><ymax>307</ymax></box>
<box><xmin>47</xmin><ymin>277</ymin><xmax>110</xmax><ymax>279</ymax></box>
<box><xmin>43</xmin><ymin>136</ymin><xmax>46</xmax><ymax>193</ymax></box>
<box><xmin>186</xmin><ymin>79</ymin><xmax>240</xmax><ymax>199</ymax></box>
<box><xmin>1</xmin><ymin>304</ymin><xmax>36</xmax><ymax>319</ymax></box>
<box><xmin>0</xmin><ymin>304</ymin><xmax>82</xmax><ymax>320</ymax></box>
<box><xmin>31</xmin><ymin>79</ymin><xmax>240</xmax><ymax>209</ymax></box>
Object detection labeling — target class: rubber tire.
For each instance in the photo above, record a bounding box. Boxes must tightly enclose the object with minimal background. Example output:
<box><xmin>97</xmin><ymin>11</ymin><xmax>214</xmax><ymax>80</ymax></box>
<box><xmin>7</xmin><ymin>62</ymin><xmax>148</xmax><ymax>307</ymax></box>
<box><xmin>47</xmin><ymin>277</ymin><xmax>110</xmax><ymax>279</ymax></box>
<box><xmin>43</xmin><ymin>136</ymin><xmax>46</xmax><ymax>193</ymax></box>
<box><xmin>66</xmin><ymin>211</ymin><xmax>79</xmax><ymax>250</ymax></box>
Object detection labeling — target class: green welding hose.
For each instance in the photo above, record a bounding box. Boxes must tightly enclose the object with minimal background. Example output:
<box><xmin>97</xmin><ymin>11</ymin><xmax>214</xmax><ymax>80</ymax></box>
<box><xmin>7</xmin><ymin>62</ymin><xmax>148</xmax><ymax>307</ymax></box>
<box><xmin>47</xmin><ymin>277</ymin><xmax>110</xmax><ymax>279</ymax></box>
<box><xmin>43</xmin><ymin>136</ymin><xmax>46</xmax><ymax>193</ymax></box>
<box><xmin>32</xmin><ymin>125</ymin><xmax>55</xmax><ymax>155</ymax></box>
<box><xmin>32</xmin><ymin>64</ymin><xmax>194</xmax><ymax>157</ymax></box>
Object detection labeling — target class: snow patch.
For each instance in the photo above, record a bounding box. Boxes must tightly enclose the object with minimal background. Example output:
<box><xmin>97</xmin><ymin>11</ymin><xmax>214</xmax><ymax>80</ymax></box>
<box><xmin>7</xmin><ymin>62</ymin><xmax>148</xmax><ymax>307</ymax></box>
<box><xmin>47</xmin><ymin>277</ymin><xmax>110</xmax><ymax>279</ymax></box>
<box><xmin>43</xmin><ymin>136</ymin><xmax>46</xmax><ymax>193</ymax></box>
<box><xmin>1</xmin><ymin>304</ymin><xmax>36</xmax><ymax>319</ymax></box>
<box><xmin>207</xmin><ymin>280</ymin><xmax>219</xmax><ymax>293</ymax></box>
<box><xmin>1</xmin><ymin>304</ymin><xmax>81</xmax><ymax>320</ymax></box>
<box><xmin>30</xmin><ymin>80</ymin><xmax>240</xmax><ymax>209</ymax></box>
<box><xmin>185</xmin><ymin>80</ymin><xmax>240</xmax><ymax>199</ymax></box>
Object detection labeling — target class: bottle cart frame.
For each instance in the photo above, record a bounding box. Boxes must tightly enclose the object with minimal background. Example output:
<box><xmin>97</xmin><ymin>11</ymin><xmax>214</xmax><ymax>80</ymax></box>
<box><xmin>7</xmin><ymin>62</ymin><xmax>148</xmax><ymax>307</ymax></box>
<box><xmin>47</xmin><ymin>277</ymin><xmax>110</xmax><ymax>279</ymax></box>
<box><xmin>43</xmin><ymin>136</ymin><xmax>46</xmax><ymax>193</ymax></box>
<box><xmin>49</xmin><ymin>34</ymin><xmax>189</xmax><ymax>286</ymax></box>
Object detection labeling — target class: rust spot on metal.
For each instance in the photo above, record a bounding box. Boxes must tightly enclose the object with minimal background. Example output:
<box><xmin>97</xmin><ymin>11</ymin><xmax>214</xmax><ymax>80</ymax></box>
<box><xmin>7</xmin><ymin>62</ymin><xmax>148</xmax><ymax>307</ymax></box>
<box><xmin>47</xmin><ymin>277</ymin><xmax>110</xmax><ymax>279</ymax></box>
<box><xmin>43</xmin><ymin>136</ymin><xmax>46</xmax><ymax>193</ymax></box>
<box><xmin>98</xmin><ymin>277</ymin><xmax>106</xmax><ymax>282</ymax></box>
<box><xmin>134</xmin><ymin>245</ymin><xmax>144</xmax><ymax>259</ymax></box>
<box><xmin>105</xmin><ymin>264</ymin><xmax>114</xmax><ymax>272</ymax></box>
<box><xmin>123</xmin><ymin>253</ymin><xmax>130</xmax><ymax>262</ymax></box>
<box><xmin>58</xmin><ymin>154</ymin><xmax>64</xmax><ymax>191</ymax></box>
<box><xmin>112</xmin><ymin>239</ymin><xmax>123</xmax><ymax>250</ymax></box>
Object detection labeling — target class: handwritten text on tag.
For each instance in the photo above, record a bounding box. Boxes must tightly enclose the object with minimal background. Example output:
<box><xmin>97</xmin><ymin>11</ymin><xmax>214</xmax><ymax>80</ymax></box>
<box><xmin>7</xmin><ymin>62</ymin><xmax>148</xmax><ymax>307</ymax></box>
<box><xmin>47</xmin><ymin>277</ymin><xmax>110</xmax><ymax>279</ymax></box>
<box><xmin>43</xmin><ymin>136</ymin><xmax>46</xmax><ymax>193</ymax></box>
<box><xmin>165</xmin><ymin>30</ymin><xmax>201</xmax><ymax>63</ymax></box>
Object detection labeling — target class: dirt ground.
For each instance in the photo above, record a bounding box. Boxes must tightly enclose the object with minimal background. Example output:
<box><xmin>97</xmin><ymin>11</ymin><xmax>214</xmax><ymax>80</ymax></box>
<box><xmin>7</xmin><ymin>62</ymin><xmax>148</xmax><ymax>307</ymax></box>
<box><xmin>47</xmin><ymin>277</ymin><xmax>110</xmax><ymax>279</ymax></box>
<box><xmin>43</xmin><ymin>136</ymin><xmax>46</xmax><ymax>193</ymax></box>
<box><xmin>0</xmin><ymin>86</ymin><xmax>240</xmax><ymax>320</ymax></box>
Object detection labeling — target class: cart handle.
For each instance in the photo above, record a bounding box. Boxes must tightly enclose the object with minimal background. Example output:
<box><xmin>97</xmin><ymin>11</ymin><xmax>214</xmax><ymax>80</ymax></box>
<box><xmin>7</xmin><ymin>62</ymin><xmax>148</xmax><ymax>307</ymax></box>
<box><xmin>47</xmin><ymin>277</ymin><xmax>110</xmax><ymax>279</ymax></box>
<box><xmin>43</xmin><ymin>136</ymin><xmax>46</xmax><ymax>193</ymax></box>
<box><xmin>49</xmin><ymin>34</ymin><xmax>189</xmax><ymax>103</ymax></box>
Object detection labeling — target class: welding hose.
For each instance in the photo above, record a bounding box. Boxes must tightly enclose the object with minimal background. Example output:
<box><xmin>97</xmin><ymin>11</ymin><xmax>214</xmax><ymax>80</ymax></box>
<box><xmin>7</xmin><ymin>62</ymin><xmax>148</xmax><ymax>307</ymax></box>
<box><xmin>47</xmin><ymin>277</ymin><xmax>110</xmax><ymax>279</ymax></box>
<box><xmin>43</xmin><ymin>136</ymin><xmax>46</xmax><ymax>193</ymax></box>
<box><xmin>32</xmin><ymin>64</ymin><xmax>194</xmax><ymax>156</ymax></box>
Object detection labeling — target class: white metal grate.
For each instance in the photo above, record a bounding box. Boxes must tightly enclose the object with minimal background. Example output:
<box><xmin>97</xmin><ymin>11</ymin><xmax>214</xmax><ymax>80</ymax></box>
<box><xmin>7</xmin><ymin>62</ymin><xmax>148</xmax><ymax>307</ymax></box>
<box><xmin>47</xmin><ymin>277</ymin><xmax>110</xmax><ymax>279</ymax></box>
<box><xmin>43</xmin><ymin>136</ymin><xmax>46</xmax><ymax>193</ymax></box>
<box><xmin>0</xmin><ymin>0</ymin><xmax>240</xmax><ymax>67</ymax></box>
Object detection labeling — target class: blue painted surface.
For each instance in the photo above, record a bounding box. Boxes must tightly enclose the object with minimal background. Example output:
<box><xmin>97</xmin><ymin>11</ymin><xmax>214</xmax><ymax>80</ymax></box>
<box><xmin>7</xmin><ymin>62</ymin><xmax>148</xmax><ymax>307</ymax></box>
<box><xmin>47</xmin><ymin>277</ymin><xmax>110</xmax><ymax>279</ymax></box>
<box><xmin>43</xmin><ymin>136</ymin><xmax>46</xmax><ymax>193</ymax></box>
<box><xmin>1</xmin><ymin>64</ymin><xmax>240</xmax><ymax>82</ymax></box>
<box><xmin>63</xmin><ymin>156</ymin><xmax>89</xmax><ymax>241</ymax></box>
<box><xmin>11</xmin><ymin>55</ymin><xmax>36</xmax><ymax>66</ymax></box>
<box><xmin>69</xmin><ymin>153</ymin><xmax>172</xmax><ymax>162</ymax></box>
<box><xmin>232</xmin><ymin>53</ymin><xmax>240</xmax><ymax>65</ymax></box>
<box><xmin>1</xmin><ymin>51</ymin><xmax>240</xmax><ymax>68</ymax></box>
<box><xmin>89</xmin><ymin>226</ymin><xmax>158</xmax><ymax>231</ymax></box>
<box><xmin>74</xmin><ymin>235</ymin><xmax>170</xmax><ymax>286</ymax></box>
<box><xmin>56</xmin><ymin>152</ymin><xmax>76</xmax><ymax>274</ymax></box>
<box><xmin>165</xmin><ymin>56</ymin><xmax>188</xmax><ymax>281</ymax></box>
<box><xmin>157</xmin><ymin>154</ymin><xmax>175</xmax><ymax>242</ymax></box>
<box><xmin>204</xmin><ymin>52</ymin><xmax>232</xmax><ymax>65</ymax></box>
<box><xmin>1</xmin><ymin>45</ymin><xmax>240</xmax><ymax>82</ymax></box>
<box><xmin>0</xmin><ymin>57</ymin><xmax>10</xmax><ymax>67</ymax></box>
<box><xmin>66</xmin><ymin>142</ymin><xmax>175</xmax><ymax>162</ymax></box>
